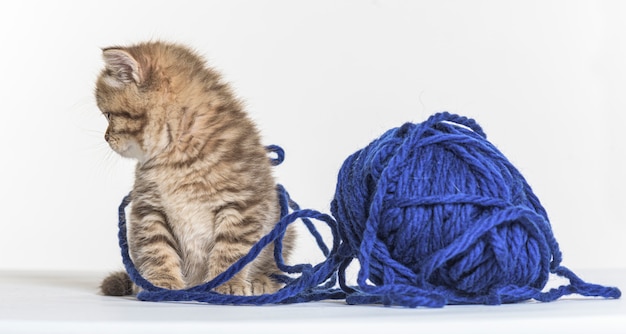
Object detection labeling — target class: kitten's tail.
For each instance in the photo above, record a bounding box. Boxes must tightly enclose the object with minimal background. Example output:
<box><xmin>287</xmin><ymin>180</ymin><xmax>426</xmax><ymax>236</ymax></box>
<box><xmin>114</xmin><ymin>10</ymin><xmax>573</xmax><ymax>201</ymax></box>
<box><xmin>100</xmin><ymin>271</ymin><xmax>135</xmax><ymax>296</ymax></box>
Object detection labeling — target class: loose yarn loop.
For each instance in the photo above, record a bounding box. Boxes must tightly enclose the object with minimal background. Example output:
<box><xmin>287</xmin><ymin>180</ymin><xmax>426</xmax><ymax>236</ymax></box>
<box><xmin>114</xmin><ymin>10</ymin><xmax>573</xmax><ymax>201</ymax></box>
<box><xmin>117</xmin><ymin>112</ymin><xmax>620</xmax><ymax>307</ymax></box>
<box><xmin>118</xmin><ymin>145</ymin><xmax>346</xmax><ymax>305</ymax></box>
<box><xmin>118</xmin><ymin>186</ymin><xmax>346</xmax><ymax>305</ymax></box>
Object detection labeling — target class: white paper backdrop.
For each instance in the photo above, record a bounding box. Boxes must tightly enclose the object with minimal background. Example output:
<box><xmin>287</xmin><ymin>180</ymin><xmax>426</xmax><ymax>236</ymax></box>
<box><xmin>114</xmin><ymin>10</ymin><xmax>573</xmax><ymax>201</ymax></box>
<box><xmin>0</xmin><ymin>0</ymin><xmax>623</xmax><ymax>272</ymax></box>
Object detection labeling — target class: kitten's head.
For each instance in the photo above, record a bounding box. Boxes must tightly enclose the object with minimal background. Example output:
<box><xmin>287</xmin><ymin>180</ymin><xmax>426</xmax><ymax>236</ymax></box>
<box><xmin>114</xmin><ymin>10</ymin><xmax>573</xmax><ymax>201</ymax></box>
<box><xmin>94</xmin><ymin>41</ymin><xmax>220</xmax><ymax>164</ymax></box>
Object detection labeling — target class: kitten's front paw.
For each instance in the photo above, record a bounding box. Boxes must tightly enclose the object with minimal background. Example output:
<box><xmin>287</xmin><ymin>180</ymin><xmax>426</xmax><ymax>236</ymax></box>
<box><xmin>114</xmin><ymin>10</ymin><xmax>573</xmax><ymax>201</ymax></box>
<box><xmin>214</xmin><ymin>279</ymin><xmax>252</xmax><ymax>296</ymax></box>
<box><xmin>214</xmin><ymin>276</ymin><xmax>280</xmax><ymax>296</ymax></box>
<box><xmin>251</xmin><ymin>276</ymin><xmax>280</xmax><ymax>295</ymax></box>
<box><xmin>150</xmin><ymin>276</ymin><xmax>185</xmax><ymax>290</ymax></box>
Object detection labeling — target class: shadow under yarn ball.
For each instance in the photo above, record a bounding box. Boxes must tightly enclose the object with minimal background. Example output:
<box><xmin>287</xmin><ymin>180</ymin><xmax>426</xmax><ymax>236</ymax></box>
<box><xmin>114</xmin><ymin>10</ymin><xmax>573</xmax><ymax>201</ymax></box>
<box><xmin>331</xmin><ymin>112</ymin><xmax>604</xmax><ymax>305</ymax></box>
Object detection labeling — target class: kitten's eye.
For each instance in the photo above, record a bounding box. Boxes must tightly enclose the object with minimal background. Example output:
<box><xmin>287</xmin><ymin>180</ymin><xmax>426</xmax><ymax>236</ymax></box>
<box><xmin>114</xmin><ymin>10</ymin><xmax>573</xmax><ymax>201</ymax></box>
<box><xmin>104</xmin><ymin>112</ymin><xmax>111</xmax><ymax>121</ymax></box>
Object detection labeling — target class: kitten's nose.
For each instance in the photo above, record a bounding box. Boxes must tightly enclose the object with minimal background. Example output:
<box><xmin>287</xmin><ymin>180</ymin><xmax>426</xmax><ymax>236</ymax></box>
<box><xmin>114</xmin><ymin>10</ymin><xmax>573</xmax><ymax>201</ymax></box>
<box><xmin>104</xmin><ymin>131</ymin><xmax>110</xmax><ymax>142</ymax></box>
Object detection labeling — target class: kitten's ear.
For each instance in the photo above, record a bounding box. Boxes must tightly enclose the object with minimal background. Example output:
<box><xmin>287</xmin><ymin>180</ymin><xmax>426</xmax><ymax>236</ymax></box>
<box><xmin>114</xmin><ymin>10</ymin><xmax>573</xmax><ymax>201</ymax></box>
<box><xmin>102</xmin><ymin>48</ymin><xmax>143</xmax><ymax>85</ymax></box>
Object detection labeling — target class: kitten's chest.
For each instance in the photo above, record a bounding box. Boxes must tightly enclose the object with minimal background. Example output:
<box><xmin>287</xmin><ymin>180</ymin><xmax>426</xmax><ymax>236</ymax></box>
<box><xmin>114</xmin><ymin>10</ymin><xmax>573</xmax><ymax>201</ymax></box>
<box><xmin>142</xmin><ymin>166</ymin><xmax>219</xmax><ymax>231</ymax></box>
<box><xmin>161</xmin><ymin>190</ymin><xmax>217</xmax><ymax>285</ymax></box>
<box><xmin>140</xmin><ymin>168</ymin><xmax>219</xmax><ymax>265</ymax></box>
<box><xmin>159</xmin><ymin>185</ymin><xmax>217</xmax><ymax>248</ymax></box>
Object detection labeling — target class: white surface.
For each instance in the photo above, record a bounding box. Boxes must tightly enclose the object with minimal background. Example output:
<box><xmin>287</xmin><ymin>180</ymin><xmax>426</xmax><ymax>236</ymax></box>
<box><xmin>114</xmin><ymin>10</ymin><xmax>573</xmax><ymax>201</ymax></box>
<box><xmin>0</xmin><ymin>1</ymin><xmax>624</xmax><ymax>273</ymax></box>
<box><xmin>0</xmin><ymin>269</ymin><xmax>624</xmax><ymax>334</ymax></box>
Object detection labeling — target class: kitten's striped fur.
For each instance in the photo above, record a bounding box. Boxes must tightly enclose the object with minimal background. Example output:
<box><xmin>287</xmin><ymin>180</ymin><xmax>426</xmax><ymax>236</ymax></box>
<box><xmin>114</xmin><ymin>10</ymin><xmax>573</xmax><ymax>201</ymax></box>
<box><xmin>96</xmin><ymin>41</ymin><xmax>294</xmax><ymax>296</ymax></box>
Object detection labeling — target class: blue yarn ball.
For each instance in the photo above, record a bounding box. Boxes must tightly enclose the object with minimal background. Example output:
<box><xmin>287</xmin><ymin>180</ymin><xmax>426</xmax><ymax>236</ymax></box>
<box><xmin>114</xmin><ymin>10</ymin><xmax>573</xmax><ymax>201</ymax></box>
<box><xmin>331</xmin><ymin>112</ymin><xmax>564</xmax><ymax>305</ymax></box>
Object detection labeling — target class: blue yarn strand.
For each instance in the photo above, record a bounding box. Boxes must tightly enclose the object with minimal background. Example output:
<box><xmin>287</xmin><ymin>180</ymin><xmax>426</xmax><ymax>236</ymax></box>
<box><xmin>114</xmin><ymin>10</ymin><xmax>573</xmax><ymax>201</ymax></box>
<box><xmin>118</xmin><ymin>190</ymin><xmax>346</xmax><ymax>304</ymax></box>
<box><xmin>116</xmin><ymin>112</ymin><xmax>620</xmax><ymax>307</ymax></box>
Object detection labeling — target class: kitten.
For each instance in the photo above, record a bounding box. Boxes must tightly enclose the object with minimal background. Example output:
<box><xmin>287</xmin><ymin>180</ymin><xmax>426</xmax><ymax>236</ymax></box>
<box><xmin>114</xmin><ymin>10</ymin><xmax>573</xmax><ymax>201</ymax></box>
<box><xmin>95</xmin><ymin>41</ymin><xmax>294</xmax><ymax>296</ymax></box>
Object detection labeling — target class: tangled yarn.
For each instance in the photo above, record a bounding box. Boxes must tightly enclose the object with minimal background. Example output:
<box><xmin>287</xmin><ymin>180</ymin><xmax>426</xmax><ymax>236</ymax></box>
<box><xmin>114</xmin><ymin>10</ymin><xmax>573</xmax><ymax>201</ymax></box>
<box><xmin>118</xmin><ymin>147</ymin><xmax>346</xmax><ymax>305</ymax></box>
<box><xmin>116</xmin><ymin>112</ymin><xmax>620</xmax><ymax>307</ymax></box>
<box><xmin>331</xmin><ymin>112</ymin><xmax>620</xmax><ymax>306</ymax></box>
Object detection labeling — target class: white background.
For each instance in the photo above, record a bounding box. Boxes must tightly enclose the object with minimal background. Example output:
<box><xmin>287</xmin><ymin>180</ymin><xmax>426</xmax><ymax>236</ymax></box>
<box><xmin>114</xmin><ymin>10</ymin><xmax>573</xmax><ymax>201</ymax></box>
<box><xmin>0</xmin><ymin>0</ymin><xmax>624</xmax><ymax>273</ymax></box>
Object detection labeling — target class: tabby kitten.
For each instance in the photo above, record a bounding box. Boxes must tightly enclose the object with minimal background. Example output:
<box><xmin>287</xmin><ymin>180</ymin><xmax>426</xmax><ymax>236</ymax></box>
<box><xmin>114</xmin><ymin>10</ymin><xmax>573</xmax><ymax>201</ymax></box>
<box><xmin>95</xmin><ymin>41</ymin><xmax>294</xmax><ymax>296</ymax></box>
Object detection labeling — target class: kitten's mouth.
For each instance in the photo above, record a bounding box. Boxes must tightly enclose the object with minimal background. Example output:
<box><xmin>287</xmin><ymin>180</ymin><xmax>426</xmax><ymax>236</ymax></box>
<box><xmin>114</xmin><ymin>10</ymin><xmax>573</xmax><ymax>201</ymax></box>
<box><xmin>117</xmin><ymin>147</ymin><xmax>134</xmax><ymax>158</ymax></box>
<box><xmin>111</xmin><ymin>141</ymin><xmax>144</xmax><ymax>160</ymax></box>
